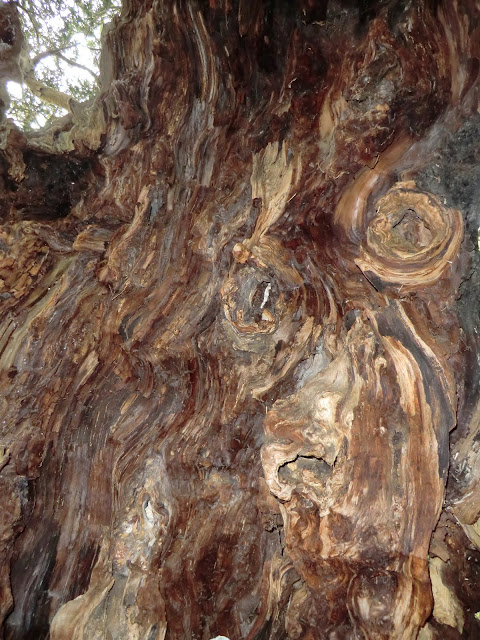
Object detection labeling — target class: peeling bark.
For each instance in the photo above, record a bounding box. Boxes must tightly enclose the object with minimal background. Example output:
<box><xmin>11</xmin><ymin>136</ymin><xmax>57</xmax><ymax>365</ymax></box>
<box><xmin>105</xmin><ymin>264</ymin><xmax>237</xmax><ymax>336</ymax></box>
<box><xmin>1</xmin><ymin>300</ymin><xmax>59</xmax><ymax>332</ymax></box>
<box><xmin>1</xmin><ymin>1</ymin><xmax>480</xmax><ymax>639</ymax></box>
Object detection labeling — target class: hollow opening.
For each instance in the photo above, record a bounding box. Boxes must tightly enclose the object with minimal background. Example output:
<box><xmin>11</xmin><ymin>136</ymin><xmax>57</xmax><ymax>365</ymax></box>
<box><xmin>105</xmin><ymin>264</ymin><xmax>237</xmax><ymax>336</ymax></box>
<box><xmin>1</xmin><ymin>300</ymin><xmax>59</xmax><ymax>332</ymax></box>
<box><xmin>390</xmin><ymin>208</ymin><xmax>433</xmax><ymax>250</ymax></box>
<box><xmin>278</xmin><ymin>455</ymin><xmax>332</xmax><ymax>486</ymax></box>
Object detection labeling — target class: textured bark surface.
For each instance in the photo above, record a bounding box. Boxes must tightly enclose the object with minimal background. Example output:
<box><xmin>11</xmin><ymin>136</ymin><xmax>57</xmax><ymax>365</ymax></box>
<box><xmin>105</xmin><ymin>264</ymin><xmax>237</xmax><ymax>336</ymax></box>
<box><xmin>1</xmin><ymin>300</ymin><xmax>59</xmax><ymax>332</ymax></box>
<box><xmin>1</xmin><ymin>1</ymin><xmax>480</xmax><ymax>638</ymax></box>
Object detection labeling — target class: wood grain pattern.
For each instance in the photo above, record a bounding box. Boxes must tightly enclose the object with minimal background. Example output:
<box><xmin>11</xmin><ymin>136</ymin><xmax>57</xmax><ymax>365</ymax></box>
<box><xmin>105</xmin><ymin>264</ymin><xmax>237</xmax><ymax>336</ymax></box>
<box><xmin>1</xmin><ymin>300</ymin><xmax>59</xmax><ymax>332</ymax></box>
<box><xmin>1</xmin><ymin>1</ymin><xmax>480</xmax><ymax>638</ymax></box>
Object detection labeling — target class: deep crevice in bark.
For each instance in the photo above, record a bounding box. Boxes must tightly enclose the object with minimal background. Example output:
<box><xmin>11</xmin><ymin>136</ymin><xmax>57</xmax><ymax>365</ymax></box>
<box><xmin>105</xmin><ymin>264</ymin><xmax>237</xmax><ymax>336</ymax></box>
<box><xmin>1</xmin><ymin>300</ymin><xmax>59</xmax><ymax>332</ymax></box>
<box><xmin>1</xmin><ymin>1</ymin><xmax>480</xmax><ymax>639</ymax></box>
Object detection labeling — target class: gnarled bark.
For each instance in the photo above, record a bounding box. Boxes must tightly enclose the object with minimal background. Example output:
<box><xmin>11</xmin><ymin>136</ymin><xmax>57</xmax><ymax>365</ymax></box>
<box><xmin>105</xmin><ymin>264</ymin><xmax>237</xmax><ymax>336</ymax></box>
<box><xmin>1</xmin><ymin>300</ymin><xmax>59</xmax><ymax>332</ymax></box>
<box><xmin>1</xmin><ymin>1</ymin><xmax>480</xmax><ymax>639</ymax></box>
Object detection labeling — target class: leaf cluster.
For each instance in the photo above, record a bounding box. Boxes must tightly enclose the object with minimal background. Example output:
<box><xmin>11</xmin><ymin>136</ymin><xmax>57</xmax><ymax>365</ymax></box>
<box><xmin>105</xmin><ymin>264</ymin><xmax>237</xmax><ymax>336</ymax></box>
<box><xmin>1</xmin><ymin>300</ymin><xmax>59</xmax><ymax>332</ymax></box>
<box><xmin>9</xmin><ymin>0</ymin><xmax>120</xmax><ymax>130</ymax></box>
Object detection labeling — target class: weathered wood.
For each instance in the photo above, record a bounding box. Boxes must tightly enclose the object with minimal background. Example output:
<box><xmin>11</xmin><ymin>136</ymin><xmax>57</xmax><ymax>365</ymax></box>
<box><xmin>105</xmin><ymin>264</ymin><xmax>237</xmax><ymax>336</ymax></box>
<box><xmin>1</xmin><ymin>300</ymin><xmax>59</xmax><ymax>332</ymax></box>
<box><xmin>1</xmin><ymin>1</ymin><xmax>480</xmax><ymax>638</ymax></box>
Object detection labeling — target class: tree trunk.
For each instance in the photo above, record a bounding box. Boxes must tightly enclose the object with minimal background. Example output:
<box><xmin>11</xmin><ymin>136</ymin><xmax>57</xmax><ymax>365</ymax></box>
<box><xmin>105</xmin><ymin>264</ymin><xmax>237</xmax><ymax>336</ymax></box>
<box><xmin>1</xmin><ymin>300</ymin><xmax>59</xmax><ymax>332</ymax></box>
<box><xmin>1</xmin><ymin>1</ymin><xmax>480</xmax><ymax>638</ymax></box>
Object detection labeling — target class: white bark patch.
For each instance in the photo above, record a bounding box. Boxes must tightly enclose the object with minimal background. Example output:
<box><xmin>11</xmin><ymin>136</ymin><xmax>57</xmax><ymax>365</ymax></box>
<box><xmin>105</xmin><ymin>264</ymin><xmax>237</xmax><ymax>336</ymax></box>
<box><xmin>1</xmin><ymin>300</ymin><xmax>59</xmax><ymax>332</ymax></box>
<box><xmin>260</xmin><ymin>282</ymin><xmax>271</xmax><ymax>309</ymax></box>
<box><xmin>250</xmin><ymin>141</ymin><xmax>301</xmax><ymax>240</ymax></box>
<box><xmin>429</xmin><ymin>557</ymin><xmax>464</xmax><ymax>632</ymax></box>
<box><xmin>417</xmin><ymin>623</ymin><xmax>434</xmax><ymax>640</ymax></box>
<box><xmin>143</xmin><ymin>499</ymin><xmax>155</xmax><ymax>526</ymax></box>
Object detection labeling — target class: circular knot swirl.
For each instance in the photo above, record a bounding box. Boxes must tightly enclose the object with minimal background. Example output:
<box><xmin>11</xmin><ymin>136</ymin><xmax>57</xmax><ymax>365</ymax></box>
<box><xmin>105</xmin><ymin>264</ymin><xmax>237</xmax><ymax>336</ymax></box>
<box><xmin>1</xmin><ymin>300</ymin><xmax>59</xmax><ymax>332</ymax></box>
<box><xmin>355</xmin><ymin>182</ymin><xmax>463</xmax><ymax>292</ymax></box>
<box><xmin>221</xmin><ymin>265</ymin><xmax>278</xmax><ymax>335</ymax></box>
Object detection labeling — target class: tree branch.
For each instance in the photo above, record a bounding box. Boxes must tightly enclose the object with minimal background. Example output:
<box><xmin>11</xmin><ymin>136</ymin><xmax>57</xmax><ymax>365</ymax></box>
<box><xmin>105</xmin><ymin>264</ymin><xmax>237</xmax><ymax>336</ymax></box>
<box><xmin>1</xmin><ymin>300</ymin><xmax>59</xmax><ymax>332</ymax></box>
<box><xmin>30</xmin><ymin>47</ymin><xmax>99</xmax><ymax>86</ymax></box>
<box><xmin>19</xmin><ymin>51</ymin><xmax>79</xmax><ymax>113</ymax></box>
<box><xmin>31</xmin><ymin>46</ymin><xmax>74</xmax><ymax>66</ymax></box>
<box><xmin>53</xmin><ymin>52</ymin><xmax>99</xmax><ymax>85</ymax></box>
<box><xmin>13</xmin><ymin>1</ymin><xmax>41</xmax><ymax>42</ymax></box>
<box><xmin>23</xmin><ymin>73</ymin><xmax>76</xmax><ymax>112</ymax></box>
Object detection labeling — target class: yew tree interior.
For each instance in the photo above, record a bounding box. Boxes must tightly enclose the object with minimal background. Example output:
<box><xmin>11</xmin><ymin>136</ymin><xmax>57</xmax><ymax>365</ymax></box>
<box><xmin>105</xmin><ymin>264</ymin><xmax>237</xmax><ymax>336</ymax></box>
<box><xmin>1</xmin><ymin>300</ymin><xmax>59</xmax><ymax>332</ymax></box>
<box><xmin>1</xmin><ymin>1</ymin><xmax>480</xmax><ymax>639</ymax></box>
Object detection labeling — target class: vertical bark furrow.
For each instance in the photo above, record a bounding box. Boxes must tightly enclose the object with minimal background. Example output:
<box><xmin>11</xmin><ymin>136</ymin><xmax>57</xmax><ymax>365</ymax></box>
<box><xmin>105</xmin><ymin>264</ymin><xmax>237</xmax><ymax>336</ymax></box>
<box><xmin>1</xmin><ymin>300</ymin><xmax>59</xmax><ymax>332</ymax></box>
<box><xmin>1</xmin><ymin>1</ymin><xmax>480</xmax><ymax>639</ymax></box>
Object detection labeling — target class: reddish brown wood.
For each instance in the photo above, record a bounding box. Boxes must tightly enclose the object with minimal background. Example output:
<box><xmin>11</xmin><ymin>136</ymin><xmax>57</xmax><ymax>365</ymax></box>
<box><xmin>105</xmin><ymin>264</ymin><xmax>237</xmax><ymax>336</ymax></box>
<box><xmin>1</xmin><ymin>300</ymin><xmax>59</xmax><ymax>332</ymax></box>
<box><xmin>1</xmin><ymin>1</ymin><xmax>480</xmax><ymax>638</ymax></box>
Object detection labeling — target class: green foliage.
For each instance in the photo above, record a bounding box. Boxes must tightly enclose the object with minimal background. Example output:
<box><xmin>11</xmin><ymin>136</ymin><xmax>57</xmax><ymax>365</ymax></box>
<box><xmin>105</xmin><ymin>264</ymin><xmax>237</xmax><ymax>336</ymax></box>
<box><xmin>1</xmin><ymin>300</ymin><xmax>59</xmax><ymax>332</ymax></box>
<box><xmin>8</xmin><ymin>0</ymin><xmax>121</xmax><ymax>130</ymax></box>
